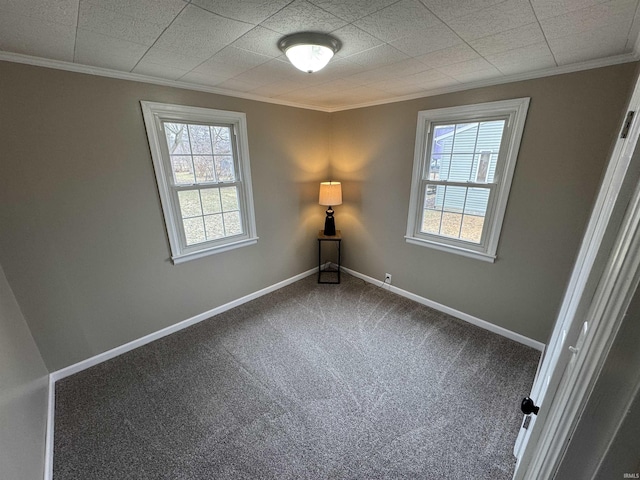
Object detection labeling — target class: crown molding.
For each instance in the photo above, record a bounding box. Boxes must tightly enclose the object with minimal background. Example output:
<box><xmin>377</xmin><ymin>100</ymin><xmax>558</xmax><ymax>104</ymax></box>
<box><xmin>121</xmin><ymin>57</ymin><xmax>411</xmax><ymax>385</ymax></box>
<box><xmin>0</xmin><ymin>50</ymin><xmax>638</xmax><ymax>114</ymax></box>
<box><xmin>0</xmin><ymin>51</ymin><xmax>332</xmax><ymax>112</ymax></box>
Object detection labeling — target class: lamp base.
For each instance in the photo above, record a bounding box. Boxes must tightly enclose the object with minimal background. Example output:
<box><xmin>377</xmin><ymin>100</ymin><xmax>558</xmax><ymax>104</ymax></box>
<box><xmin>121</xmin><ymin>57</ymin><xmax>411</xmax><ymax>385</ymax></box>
<box><xmin>323</xmin><ymin>207</ymin><xmax>336</xmax><ymax>236</ymax></box>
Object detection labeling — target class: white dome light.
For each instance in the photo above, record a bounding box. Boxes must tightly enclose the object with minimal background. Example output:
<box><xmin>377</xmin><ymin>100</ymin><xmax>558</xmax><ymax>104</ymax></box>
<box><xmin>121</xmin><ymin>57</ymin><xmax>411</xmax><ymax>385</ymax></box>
<box><xmin>278</xmin><ymin>32</ymin><xmax>341</xmax><ymax>74</ymax></box>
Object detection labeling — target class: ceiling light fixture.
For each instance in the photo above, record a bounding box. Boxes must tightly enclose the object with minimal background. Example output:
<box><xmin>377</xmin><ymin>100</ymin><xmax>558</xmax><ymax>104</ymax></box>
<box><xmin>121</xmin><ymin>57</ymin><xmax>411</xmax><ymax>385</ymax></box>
<box><xmin>278</xmin><ymin>32</ymin><xmax>341</xmax><ymax>73</ymax></box>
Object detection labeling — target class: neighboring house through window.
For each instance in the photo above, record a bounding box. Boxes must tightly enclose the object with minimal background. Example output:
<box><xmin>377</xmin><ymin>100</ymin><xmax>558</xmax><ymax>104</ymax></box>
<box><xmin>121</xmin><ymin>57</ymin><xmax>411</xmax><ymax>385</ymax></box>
<box><xmin>406</xmin><ymin>98</ymin><xmax>530</xmax><ymax>262</ymax></box>
<box><xmin>141</xmin><ymin>101</ymin><xmax>258</xmax><ymax>264</ymax></box>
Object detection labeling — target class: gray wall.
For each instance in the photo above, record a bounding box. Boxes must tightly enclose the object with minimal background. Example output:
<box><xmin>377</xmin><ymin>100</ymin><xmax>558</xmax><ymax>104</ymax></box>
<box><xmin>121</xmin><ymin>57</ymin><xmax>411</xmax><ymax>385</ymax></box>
<box><xmin>0</xmin><ymin>263</ymin><xmax>49</xmax><ymax>480</ymax></box>
<box><xmin>0</xmin><ymin>61</ymin><xmax>331</xmax><ymax>371</ymax></box>
<box><xmin>0</xmin><ymin>60</ymin><xmax>637</xmax><ymax>371</ymax></box>
<box><xmin>330</xmin><ymin>63</ymin><xmax>637</xmax><ymax>343</ymax></box>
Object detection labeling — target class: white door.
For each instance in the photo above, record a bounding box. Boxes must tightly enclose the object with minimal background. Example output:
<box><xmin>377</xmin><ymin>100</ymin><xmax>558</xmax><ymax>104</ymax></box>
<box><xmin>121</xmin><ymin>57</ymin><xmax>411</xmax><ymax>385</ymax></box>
<box><xmin>513</xmin><ymin>74</ymin><xmax>640</xmax><ymax>478</ymax></box>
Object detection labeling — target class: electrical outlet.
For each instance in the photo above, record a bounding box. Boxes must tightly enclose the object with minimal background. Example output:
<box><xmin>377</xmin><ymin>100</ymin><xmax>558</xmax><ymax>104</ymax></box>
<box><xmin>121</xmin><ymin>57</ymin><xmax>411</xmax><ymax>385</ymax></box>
<box><xmin>384</xmin><ymin>273</ymin><xmax>392</xmax><ymax>284</ymax></box>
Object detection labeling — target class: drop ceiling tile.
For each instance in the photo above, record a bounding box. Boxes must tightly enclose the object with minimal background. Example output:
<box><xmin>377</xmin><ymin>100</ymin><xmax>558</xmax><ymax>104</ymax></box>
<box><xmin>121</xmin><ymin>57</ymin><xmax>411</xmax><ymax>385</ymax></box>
<box><xmin>346</xmin><ymin>58</ymin><xmax>430</xmax><ymax>85</ymax></box>
<box><xmin>547</xmin><ymin>20</ymin><xmax>631</xmax><ymax>54</ymax></box>
<box><xmin>434</xmin><ymin>59</ymin><xmax>501</xmax><ymax>82</ymax></box>
<box><xmin>371</xmin><ymin>80</ymin><xmax>430</xmax><ymax>96</ymax></box>
<box><xmin>74</xmin><ymin>29</ymin><xmax>148</xmax><ymax>70</ymax></box>
<box><xmin>153</xmin><ymin>4</ymin><xmax>253</xmax><ymax>59</ymax></box>
<box><xmin>485</xmin><ymin>42</ymin><xmax>556</xmax><ymax>74</ymax></box>
<box><xmin>311</xmin><ymin>77</ymin><xmax>363</xmax><ymax>93</ymax></box>
<box><xmin>470</xmin><ymin>22</ymin><xmax>546</xmax><ymax>56</ymax></box>
<box><xmin>308</xmin><ymin>0</ymin><xmax>399</xmax><ymax>22</ymax></box>
<box><xmin>436</xmin><ymin>57</ymin><xmax>498</xmax><ymax>76</ymax></box>
<box><xmin>132</xmin><ymin>60</ymin><xmax>191</xmax><ymax>80</ymax></box>
<box><xmin>309</xmin><ymin>58</ymin><xmax>367</xmax><ymax>81</ymax></box>
<box><xmin>346</xmin><ymin>44</ymin><xmax>411</xmax><ymax>68</ymax></box>
<box><xmin>421</xmin><ymin>0</ymin><xmax>506</xmax><ymax>21</ymax></box>
<box><xmin>531</xmin><ymin>0</ymin><xmax>611</xmax><ymax>21</ymax></box>
<box><xmin>82</xmin><ymin>0</ymin><xmax>185</xmax><ymax>26</ymax></box>
<box><xmin>177</xmin><ymin>71</ymin><xmax>233</xmax><ymax>86</ymax></box>
<box><xmin>231</xmin><ymin>27</ymin><xmax>283</xmax><ymax>58</ymax></box>
<box><xmin>374</xmin><ymin>75</ymin><xmax>459</xmax><ymax>94</ymax></box>
<box><xmin>390</xmin><ymin>22</ymin><xmax>463</xmax><ymax>57</ymax></box>
<box><xmin>450</xmin><ymin>68</ymin><xmax>503</xmax><ymax>83</ymax></box>
<box><xmin>249</xmin><ymin>80</ymin><xmax>308</xmax><ymax>97</ymax></box>
<box><xmin>341</xmin><ymin>85</ymin><xmax>390</xmax><ymax>102</ymax></box>
<box><xmin>230</xmin><ymin>59</ymin><xmax>293</xmax><ymax>86</ymax></box>
<box><xmin>192</xmin><ymin>46</ymin><xmax>272</xmax><ymax>77</ymax></box>
<box><xmin>260</xmin><ymin>0</ymin><xmax>347</xmax><ymax>35</ymax></box>
<box><xmin>415</xmin><ymin>43</ymin><xmax>481</xmax><ymax>67</ymax></box>
<box><xmin>404</xmin><ymin>68</ymin><xmax>455</xmax><ymax>85</ymax></box>
<box><xmin>138</xmin><ymin>47</ymin><xmax>205</xmax><ymax>71</ymax></box>
<box><xmin>0</xmin><ymin>12</ymin><xmax>75</xmax><ymax>61</ymax></box>
<box><xmin>215</xmin><ymin>77</ymin><xmax>263</xmax><ymax>92</ymax></box>
<box><xmin>540</xmin><ymin>0</ymin><xmax>636</xmax><ymax>39</ymax></box>
<box><xmin>0</xmin><ymin>0</ymin><xmax>78</xmax><ymax>26</ymax></box>
<box><xmin>331</xmin><ymin>24</ymin><xmax>384</xmax><ymax>58</ymax></box>
<box><xmin>549</xmin><ymin>22</ymin><xmax>630</xmax><ymax>64</ymax></box>
<box><xmin>191</xmin><ymin>0</ymin><xmax>291</xmax><ymax>24</ymax></box>
<box><xmin>353</xmin><ymin>0</ymin><xmax>441</xmax><ymax>43</ymax></box>
<box><xmin>78</xmin><ymin>1</ymin><xmax>172</xmax><ymax>46</ymax></box>
<box><xmin>445</xmin><ymin>0</ymin><xmax>538</xmax><ymax>41</ymax></box>
<box><xmin>492</xmin><ymin>55</ymin><xmax>557</xmax><ymax>75</ymax></box>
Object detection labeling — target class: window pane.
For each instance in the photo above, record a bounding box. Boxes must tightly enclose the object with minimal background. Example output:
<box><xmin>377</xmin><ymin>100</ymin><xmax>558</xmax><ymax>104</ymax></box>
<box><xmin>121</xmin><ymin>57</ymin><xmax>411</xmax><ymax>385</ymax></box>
<box><xmin>476</xmin><ymin>120</ymin><xmax>505</xmax><ymax>151</ymax></box>
<box><xmin>427</xmin><ymin>153</ymin><xmax>442</xmax><ymax>180</ymax></box>
<box><xmin>204</xmin><ymin>214</ymin><xmax>224</xmax><ymax>239</ymax></box>
<box><xmin>447</xmin><ymin>154</ymin><xmax>474</xmax><ymax>182</ymax></box>
<box><xmin>464</xmin><ymin>188</ymin><xmax>490</xmax><ymax>216</ymax></box>
<box><xmin>171</xmin><ymin>155</ymin><xmax>195</xmax><ymax>185</ymax></box>
<box><xmin>193</xmin><ymin>155</ymin><xmax>216</xmax><ymax>183</ymax></box>
<box><xmin>201</xmin><ymin>188</ymin><xmax>222</xmax><ymax>214</ymax></box>
<box><xmin>432</xmin><ymin>125</ymin><xmax>455</xmax><ymax>154</ymax></box>
<box><xmin>188</xmin><ymin>124</ymin><xmax>213</xmax><ymax>154</ymax></box>
<box><xmin>441</xmin><ymin>212</ymin><xmax>462</xmax><ymax>237</ymax></box>
<box><xmin>223</xmin><ymin>211</ymin><xmax>243</xmax><ymax>236</ymax></box>
<box><xmin>453</xmin><ymin>123</ymin><xmax>478</xmax><ymax>153</ymax></box>
<box><xmin>442</xmin><ymin>186</ymin><xmax>467</xmax><ymax>213</ymax></box>
<box><xmin>473</xmin><ymin>152</ymin><xmax>491</xmax><ymax>183</ymax></box>
<box><xmin>422</xmin><ymin>209</ymin><xmax>442</xmax><ymax>235</ymax></box>
<box><xmin>164</xmin><ymin>123</ymin><xmax>191</xmax><ymax>154</ymax></box>
<box><xmin>215</xmin><ymin>155</ymin><xmax>236</xmax><ymax>182</ymax></box>
<box><xmin>460</xmin><ymin>215</ymin><xmax>484</xmax><ymax>243</ymax></box>
<box><xmin>220</xmin><ymin>186</ymin><xmax>239</xmax><ymax>211</ymax></box>
<box><xmin>212</xmin><ymin>126</ymin><xmax>232</xmax><ymax>154</ymax></box>
<box><xmin>183</xmin><ymin>217</ymin><xmax>206</xmax><ymax>245</ymax></box>
<box><xmin>178</xmin><ymin>190</ymin><xmax>202</xmax><ymax>218</ymax></box>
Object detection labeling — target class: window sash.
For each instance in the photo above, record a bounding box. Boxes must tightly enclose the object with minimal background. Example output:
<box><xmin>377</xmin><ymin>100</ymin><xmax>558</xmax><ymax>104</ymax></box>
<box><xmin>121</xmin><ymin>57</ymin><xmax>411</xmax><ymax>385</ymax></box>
<box><xmin>405</xmin><ymin>98</ymin><xmax>530</xmax><ymax>262</ymax></box>
<box><xmin>141</xmin><ymin>101</ymin><xmax>258</xmax><ymax>263</ymax></box>
<box><xmin>415</xmin><ymin>180</ymin><xmax>497</xmax><ymax>249</ymax></box>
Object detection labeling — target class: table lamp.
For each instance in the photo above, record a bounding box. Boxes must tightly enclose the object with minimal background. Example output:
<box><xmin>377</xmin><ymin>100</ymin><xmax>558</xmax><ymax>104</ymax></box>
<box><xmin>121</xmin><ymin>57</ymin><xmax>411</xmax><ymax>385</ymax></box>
<box><xmin>319</xmin><ymin>181</ymin><xmax>342</xmax><ymax>236</ymax></box>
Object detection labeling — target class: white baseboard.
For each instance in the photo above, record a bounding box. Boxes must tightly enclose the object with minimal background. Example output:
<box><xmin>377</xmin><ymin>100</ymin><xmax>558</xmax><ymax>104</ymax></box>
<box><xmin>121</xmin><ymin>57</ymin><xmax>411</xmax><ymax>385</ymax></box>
<box><xmin>341</xmin><ymin>266</ymin><xmax>545</xmax><ymax>351</ymax></box>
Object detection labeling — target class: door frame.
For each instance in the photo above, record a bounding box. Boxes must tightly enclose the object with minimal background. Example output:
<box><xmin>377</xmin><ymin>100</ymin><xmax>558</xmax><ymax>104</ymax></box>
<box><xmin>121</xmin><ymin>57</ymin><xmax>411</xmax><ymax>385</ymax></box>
<box><xmin>514</xmin><ymin>68</ymin><xmax>640</xmax><ymax>479</ymax></box>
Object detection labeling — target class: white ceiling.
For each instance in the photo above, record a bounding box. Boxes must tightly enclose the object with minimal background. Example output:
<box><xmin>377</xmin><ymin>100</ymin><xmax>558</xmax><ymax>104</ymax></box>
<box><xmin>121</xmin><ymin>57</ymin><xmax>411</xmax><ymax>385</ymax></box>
<box><xmin>1</xmin><ymin>0</ymin><xmax>639</xmax><ymax>111</ymax></box>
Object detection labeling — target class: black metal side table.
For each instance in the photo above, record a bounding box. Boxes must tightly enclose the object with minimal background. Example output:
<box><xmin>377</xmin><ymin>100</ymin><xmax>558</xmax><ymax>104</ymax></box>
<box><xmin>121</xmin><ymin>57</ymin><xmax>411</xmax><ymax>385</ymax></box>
<box><xmin>318</xmin><ymin>230</ymin><xmax>341</xmax><ymax>284</ymax></box>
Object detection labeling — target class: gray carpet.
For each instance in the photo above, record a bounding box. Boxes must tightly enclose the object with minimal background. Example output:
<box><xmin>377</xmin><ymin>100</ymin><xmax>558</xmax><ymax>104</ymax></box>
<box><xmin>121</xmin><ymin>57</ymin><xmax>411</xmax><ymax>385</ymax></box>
<box><xmin>54</xmin><ymin>273</ymin><xmax>539</xmax><ymax>479</ymax></box>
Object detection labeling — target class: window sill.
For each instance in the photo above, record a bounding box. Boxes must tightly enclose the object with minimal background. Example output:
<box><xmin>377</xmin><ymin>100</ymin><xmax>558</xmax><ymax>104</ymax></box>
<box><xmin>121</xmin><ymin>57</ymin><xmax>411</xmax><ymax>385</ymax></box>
<box><xmin>172</xmin><ymin>237</ymin><xmax>258</xmax><ymax>264</ymax></box>
<box><xmin>404</xmin><ymin>236</ymin><xmax>496</xmax><ymax>263</ymax></box>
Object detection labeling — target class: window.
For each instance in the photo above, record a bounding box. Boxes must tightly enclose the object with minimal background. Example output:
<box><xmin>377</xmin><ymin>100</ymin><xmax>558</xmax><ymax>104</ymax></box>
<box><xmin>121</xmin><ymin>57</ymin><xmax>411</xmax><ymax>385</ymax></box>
<box><xmin>406</xmin><ymin>98</ymin><xmax>529</xmax><ymax>262</ymax></box>
<box><xmin>141</xmin><ymin>101</ymin><xmax>257</xmax><ymax>264</ymax></box>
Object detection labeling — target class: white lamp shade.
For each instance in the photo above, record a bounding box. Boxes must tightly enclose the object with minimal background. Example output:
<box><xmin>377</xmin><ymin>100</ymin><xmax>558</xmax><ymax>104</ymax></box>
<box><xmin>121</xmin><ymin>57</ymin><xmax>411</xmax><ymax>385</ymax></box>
<box><xmin>285</xmin><ymin>44</ymin><xmax>334</xmax><ymax>73</ymax></box>
<box><xmin>319</xmin><ymin>181</ymin><xmax>342</xmax><ymax>206</ymax></box>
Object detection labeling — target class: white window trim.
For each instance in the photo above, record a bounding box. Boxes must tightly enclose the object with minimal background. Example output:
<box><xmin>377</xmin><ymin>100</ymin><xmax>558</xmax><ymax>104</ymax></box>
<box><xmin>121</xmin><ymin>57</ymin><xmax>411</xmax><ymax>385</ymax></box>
<box><xmin>405</xmin><ymin>97</ymin><xmax>530</xmax><ymax>262</ymax></box>
<box><xmin>141</xmin><ymin>101</ymin><xmax>258</xmax><ymax>264</ymax></box>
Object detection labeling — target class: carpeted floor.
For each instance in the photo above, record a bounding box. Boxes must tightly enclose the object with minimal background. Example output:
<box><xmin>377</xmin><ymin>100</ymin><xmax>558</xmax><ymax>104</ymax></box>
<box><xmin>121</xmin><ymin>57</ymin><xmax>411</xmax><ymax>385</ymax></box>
<box><xmin>54</xmin><ymin>273</ymin><xmax>540</xmax><ymax>479</ymax></box>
